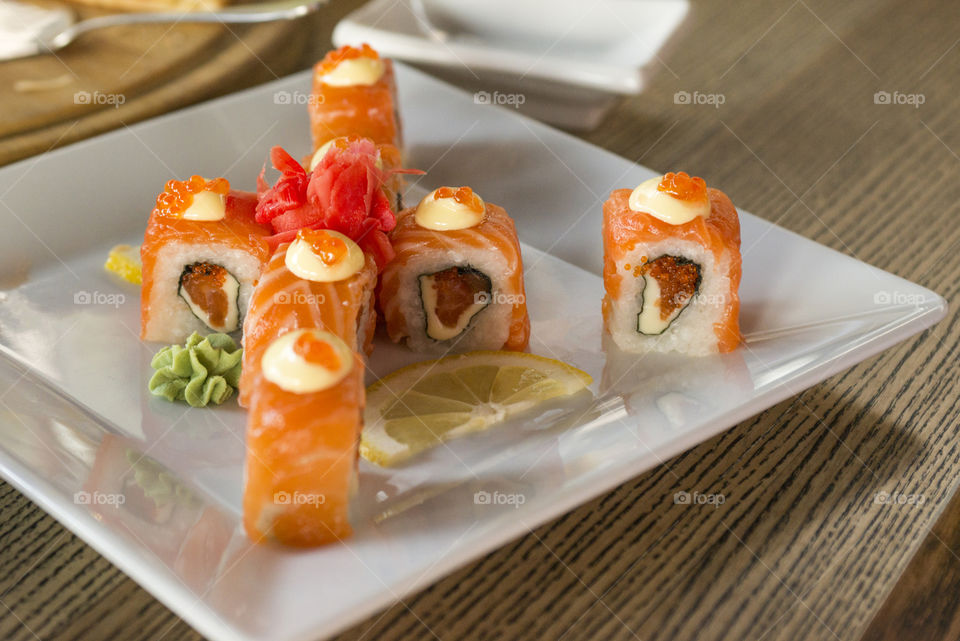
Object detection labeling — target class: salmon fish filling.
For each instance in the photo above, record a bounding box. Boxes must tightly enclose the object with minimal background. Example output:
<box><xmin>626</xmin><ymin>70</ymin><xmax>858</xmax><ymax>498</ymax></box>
<box><xmin>637</xmin><ymin>255</ymin><xmax>701</xmax><ymax>335</ymax></box>
<box><xmin>419</xmin><ymin>266</ymin><xmax>492</xmax><ymax>341</ymax></box>
<box><xmin>178</xmin><ymin>262</ymin><xmax>241</xmax><ymax>333</ymax></box>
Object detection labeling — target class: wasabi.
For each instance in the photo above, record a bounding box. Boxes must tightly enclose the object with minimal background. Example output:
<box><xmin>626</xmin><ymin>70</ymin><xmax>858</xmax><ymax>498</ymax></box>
<box><xmin>149</xmin><ymin>332</ymin><xmax>242</xmax><ymax>407</ymax></box>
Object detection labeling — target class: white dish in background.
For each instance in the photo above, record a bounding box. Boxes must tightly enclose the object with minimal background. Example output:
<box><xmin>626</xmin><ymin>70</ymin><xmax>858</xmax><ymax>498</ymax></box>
<box><xmin>333</xmin><ymin>0</ymin><xmax>690</xmax><ymax>129</ymax></box>
<box><xmin>0</xmin><ymin>64</ymin><xmax>946</xmax><ymax>641</ymax></box>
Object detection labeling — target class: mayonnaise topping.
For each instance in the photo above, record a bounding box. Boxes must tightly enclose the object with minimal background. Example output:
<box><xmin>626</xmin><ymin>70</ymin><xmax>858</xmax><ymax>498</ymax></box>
<box><xmin>628</xmin><ymin>175</ymin><xmax>710</xmax><ymax>225</ymax></box>
<box><xmin>262</xmin><ymin>329</ymin><xmax>354</xmax><ymax>394</ymax></box>
<box><xmin>285</xmin><ymin>229</ymin><xmax>365</xmax><ymax>283</ymax></box>
<box><xmin>308</xmin><ymin>137</ymin><xmax>384</xmax><ymax>172</ymax></box>
<box><xmin>414</xmin><ymin>187</ymin><xmax>486</xmax><ymax>231</ymax></box>
<box><xmin>320</xmin><ymin>56</ymin><xmax>385</xmax><ymax>87</ymax></box>
<box><xmin>182</xmin><ymin>190</ymin><xmax>227</xmax><ymax>222</ymax></box>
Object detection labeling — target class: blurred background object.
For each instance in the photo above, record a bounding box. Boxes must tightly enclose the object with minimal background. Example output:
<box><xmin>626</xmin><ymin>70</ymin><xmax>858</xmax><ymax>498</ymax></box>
<box><xmin>334</xmin><ymin>0</ymin><xmax>689</xmax><ymax>129</ymax></box>
<box><xmin>66</xmin><ymin>0</ymin><xmax>226</xmax><ymax>12</ymax></box>
<box><xmin>0</xmin><ymin>0</ymin><xmax>322</xmax><ymax>61</ymax></box>
<box><xmin>0</xmin><ymin>0</ymin><xmax>74</xmax><ymax>60</ymax></box>
<box><xmin>0</xmin><ymin>0</ymin><xmax>688</xmax><ymax>165</ymax></box>
<box><xmin>0</xmin><ymin>0</ymin><xmax>343</xmax><ymax>165</ymax></box>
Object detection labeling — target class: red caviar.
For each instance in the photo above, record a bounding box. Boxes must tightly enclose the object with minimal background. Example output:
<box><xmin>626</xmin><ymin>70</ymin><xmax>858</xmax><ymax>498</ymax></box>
<box><xmin>293</xmin><ymin>333</ymin><xmax>341</xmax><ymax>370</ymax></box>
<box><xmin>434</xmin><ymin>186</ymin><xmax>484</xmax><ymax>213</ymax></box>
<box><xmin>319</xmin><ymin>44</ymin><xmax>379</xmax><ymax>75</ymax></box>
<box><xmin>297</xmin><ymin>228</ymin><xmax>349</xmax><ymax>266</ymax></box>
<box><xmin>154</xmin><ymin>175</ymin><xmax>229</xmax><ymax>218</ymax></box>
<box><xmin>657</xmin><ymin>172</ymin><xmax>707</xmax><ymax>202</ymax></box>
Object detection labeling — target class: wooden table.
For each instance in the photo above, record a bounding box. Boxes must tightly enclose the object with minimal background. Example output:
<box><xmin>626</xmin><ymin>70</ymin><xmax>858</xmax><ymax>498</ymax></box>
<box><xmin>1</xmin><ymin>0</ymin><xmax>958</xmax><ymax>639</ymax></box>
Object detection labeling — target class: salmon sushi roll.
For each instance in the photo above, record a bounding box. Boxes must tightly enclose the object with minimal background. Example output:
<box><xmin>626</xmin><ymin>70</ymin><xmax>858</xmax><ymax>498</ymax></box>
<box><xmin>243</xmin><ymin>328</ymin><xmax>364</xmax><ymax>546</ymax></box>
<box><xmin>602</xmin><ymin>172</ymin><xmax>742</xmax><ymax>355</ymax></box>
<box><xmin>239</xmin><ymin>228</ymin><xmax>378</xmax><ymax>407</ymax></box>
<box><xmin>379</xmin><ymin>186</ymin><xmax>530</xmax><ymax>353</ymax></box>
<box><xmin>140</xmin><ymin>176</ymin><xmax>272</xmax><ymax>344</ymax></box>
<box><xmin>310</xmin><ymin>44</ymin><xmax>401</xmax><ymax>153</ymax></box>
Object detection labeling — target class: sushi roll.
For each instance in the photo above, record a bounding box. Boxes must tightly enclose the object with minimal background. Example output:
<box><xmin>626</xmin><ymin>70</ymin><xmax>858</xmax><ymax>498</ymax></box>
<box><xmin>602</xmin><ymin>172</ymin><xmax>742</xmax><ymax>355</ymax></box>
<box><xmin>140</xmin><ymin>176</ymin><xmax>272</xmax><ymax>344</ymax></box>
<box><xmin>310</xmin><ymin>44</ymin><xmax>402</xmax><ymax>153</ymax></box>
<box><xmin>243</xmin><ymin>328</ymin><xmax>364</xmax><ymax>547</ymax></box>
<box><xmin>238</xmin><ymin>228</ymin><xmax>378</xmax><ymax>408</ymax></box>
<box><xmin>379</xmin><ymin>186</ymin><xmax>530</xmax><ymax>353</ymax></box>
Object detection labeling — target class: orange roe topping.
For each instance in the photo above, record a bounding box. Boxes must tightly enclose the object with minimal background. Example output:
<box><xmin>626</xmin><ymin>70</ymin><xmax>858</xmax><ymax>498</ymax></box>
<box><xmin>179</xmin><ymin>262</ymin><xmax>229</xmax><ymax>328</ymax></box>
<box><xmin>626</xmin><ymin>256</ymin><xmax>649</xmax><ymax>278</ymax></box>
<box><xmin>641</xmin><ymin>256</ymin><xmax>701</xmax><ymax>320</ymax></box>
<box><xmin>657</xmin><ymin>172</ymin><xmax>707</xmax><ymax>202</ymax></box>
<box><xmin>331</xmin><ymin>136</ymin><xmax>357</xmax><ymax>151</ymax></box>
<box><xmin>434</xmin><ymin>186</ymin><xmax>484</xmax><ymax>213</ymax></box>
<box><xmin>154</xmin><ymin>175</ymin><xmax>229</xmax><ymax>218</ymax></box>
<box><xmin>297</xmin><ymin>228</ymin><xmax>349</xmax><ymax>266</ymax></box>
<box><xmin>319</xmin><ymin>44</ymin><xmax>379</xmax><ymax>75</ymax></box>
<box><xmin>293</xmin><ymin>333</ymin><xmax>341</xmax><ymax>370</ymax></box>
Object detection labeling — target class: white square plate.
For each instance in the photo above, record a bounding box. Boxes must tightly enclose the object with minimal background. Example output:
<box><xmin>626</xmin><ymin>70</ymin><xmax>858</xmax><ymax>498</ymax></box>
<box><xmin>0</xmin><ymin>65</ymin><xmax>946</xmax><ymax>641</ymax></box>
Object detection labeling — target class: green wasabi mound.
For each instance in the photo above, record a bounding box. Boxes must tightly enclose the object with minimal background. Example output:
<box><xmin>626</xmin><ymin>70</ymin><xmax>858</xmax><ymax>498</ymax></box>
<box><xmin>149</xmin><ymin>332</ymin><xmax>243</xmax><ymax>407</ymax></box>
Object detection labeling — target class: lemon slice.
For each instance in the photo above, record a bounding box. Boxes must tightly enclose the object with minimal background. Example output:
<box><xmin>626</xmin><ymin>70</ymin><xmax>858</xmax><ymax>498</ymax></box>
<box><xmin>104</xmin><ymin>244</ymin><xmax>142</xmax><ymax>285</ymax></box>
<box><xmin>361</xmin><ymin>351</ymin><xmax>592</xmax><ymax>466</ymax></box>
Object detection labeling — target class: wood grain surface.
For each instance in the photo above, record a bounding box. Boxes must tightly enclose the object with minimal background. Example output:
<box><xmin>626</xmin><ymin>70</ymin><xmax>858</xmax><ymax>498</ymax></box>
<box><xmin>1</xmin><ymin>0</ymin><xmax>958</xmax><ymax>640</ymax></box>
